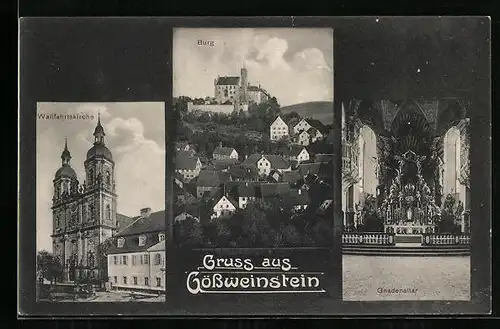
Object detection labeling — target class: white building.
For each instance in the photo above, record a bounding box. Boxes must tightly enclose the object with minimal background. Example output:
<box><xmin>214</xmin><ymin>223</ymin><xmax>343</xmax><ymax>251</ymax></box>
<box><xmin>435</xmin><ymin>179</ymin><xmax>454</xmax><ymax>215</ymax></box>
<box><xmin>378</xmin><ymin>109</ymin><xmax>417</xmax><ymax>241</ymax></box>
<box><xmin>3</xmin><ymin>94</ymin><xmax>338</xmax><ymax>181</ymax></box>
<box><xmin>292</xmin><ymin>119</ymin><xmax>312</xmax><ymax>135</ymax></box>
<box><xmin>211</xmin><ymin>195</ymin><xmax>238</xmax><ymax>219</ymax></box>
<box><xmin>270</xmin><ymin>116</ymin><xmax>289</xmax><ymax>141</ymax></box>
<box><xmin>213</xmin><ymin>145</ymin><xmax>239</xmax><ymax>161</ymax></box>
<box><xmin>282</xmin><ymin>145</ymin><xmax>310</xmax><ymax>164</ymax></box>
<box><xmin>107</xmin><ymin>208</ymin><xmax>166</xmax><ymax>294</ymax></box>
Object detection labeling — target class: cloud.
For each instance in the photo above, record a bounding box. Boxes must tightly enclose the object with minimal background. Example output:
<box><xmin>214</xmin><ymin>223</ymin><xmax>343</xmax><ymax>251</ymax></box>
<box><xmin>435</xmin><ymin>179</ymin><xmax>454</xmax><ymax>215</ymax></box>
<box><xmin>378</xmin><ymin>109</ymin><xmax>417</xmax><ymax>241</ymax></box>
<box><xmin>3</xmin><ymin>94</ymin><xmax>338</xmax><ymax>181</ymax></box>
<box><xmin>173</xmin><ymin>28</ymin><xmax>333</xmax><ymax>106</ymax></box>
<box><xmin>36</xmin><ymin>102</ymin><xmax>165</xmax><ymax>252</ymax></box>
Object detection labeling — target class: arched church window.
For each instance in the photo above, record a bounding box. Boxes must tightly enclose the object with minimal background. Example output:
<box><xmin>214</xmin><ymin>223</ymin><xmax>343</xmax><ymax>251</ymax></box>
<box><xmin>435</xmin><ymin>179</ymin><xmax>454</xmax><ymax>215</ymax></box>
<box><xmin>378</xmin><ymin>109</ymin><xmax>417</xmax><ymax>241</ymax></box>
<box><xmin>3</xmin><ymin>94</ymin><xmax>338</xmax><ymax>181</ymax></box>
<box><xmin>89</xmin><ymin>169</ymin><xmax>94</xmax><ymax>184</ymax></box>
<box><xmin>224</xmin><ymin>89</ymin><xmax>228</xmax><ymax>97</ymax></box>
<box><xmin>106</xmin><ymin>204</ymin><xmax>111</xmax><ymax>220</ymax></box>
<box><xmin>106</xmin><ymin>171</ymin><xmax>111</xmax><ymax>185</ymax></box>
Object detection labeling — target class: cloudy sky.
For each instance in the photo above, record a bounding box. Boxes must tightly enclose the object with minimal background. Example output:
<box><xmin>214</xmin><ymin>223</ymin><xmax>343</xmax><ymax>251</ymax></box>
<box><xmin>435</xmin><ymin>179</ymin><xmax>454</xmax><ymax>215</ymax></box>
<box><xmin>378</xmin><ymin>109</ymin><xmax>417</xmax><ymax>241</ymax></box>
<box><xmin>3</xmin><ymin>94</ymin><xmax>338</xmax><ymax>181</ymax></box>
<box><xmin>173</xmin><ymin>28</ymin><xmax>334</xmax><ymax>107</ymax></box>
<box><xmin>36</xmin><ymin>102</ymin><xmax>165</xmax><ymax>252</ymax></box>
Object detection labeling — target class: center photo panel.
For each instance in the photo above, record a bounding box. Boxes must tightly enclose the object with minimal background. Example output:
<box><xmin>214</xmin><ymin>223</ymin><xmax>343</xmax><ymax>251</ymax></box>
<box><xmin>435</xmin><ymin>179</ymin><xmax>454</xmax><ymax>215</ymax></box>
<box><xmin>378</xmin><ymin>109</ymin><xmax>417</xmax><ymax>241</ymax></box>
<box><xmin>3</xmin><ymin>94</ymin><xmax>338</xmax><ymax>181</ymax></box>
<box><xmin>167</xmin><ymin>27</ymin><xmax>340</xmax><ymax>315</ymax></box>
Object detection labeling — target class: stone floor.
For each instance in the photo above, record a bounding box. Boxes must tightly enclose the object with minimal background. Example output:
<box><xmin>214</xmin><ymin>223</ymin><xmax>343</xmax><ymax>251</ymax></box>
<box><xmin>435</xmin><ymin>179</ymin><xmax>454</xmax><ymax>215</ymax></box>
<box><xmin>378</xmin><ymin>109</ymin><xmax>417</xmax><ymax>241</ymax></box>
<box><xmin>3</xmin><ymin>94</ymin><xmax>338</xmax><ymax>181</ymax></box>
<box><xmin>51</xmin><ymin>290</ymin><xmax>166</xmax><ymax>302</ymax></box>
<box><xmin>343</xmin><ymin>255</ymin><xmax>470</xmax><ymax>301</ymax></box>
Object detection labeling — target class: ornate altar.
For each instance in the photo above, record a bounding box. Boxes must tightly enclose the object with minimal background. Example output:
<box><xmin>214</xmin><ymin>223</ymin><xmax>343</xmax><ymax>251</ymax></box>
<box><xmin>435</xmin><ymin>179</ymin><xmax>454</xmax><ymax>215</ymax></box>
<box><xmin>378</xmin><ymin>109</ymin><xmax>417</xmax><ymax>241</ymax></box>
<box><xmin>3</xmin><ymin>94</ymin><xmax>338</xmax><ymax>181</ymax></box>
<box><xmin>382</xmin><ymin>150</ymin><xmax>439</xmax><ymax>235</ymax></box>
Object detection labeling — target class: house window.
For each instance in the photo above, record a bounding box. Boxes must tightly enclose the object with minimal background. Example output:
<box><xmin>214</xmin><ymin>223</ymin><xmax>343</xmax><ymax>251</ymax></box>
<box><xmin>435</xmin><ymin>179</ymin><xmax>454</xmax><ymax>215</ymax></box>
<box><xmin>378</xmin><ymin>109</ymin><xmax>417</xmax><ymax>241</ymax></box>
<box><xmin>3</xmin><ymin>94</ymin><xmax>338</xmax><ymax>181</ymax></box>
<box><xmin>106</xmin><ymin>171</ymin><xmax>111</xmax><ymax>185</ymax></box>
<box><xmin>144</xmin><ymin>254</ymin><xmax>149</xmax><ymax>265</ymax></box>
<box><xmin>158</xmin><ymin>233</ymin><xmax>165</xmax><ymax>242</ymax></box>
<box><xmin>145</xmin><ymin>277</ymin><xmax>149</xmax><ymax>286</ymax></box>
<box><xmin>155</xmin><ymin>253</ymin><xmax>161</xmax><ymax>265</ymax></box>
<box><xmin>133</xmin><ymin>276</ymin><xmax>138</xmax><ymax>285</ymax></box>
<box><xmin>117</xmin><ymin>237</ymin><xmax>125</xmax><ymax>248</ymax></box>
<box><xmin>106</xmin><ymin>204</ymin><xmax>111</xmax><ymax>220</ymax></box>
<box><xmin>122</xmin><ymin>255</ymin><xmax>128</xmax><ymax>265</ymax></box>
<box><xmin>140</xmin><ymin>255</ymin><xmax>143</xmax><ymax>265</ymax></box>
<box><xmin>132</xmin><ymin>255</ymin><xmax>136</xmax><ymax>266</ymax></box>
<box><xmin>114</xmin><ymin>276</ymin><xmax>117</xmax><ymax>284</ymax></box>
<box><xmin>113</xmin><ymin>256</ymin><xmax>117</xmax><ymax>265</ymax></box>
<box><xmin>123</xmin><ymin>276</ymin><xmax>127</xmax><ymax>284</ymax></box>
<box><xmin>156</xmin><ymin>277</ymin><xmax>162</xmax><ymax>287</ymax></box>
<box><xmin>138</xmin><ymin>235</ymin><xmax>147</xmax><ymax>246</ymax></box>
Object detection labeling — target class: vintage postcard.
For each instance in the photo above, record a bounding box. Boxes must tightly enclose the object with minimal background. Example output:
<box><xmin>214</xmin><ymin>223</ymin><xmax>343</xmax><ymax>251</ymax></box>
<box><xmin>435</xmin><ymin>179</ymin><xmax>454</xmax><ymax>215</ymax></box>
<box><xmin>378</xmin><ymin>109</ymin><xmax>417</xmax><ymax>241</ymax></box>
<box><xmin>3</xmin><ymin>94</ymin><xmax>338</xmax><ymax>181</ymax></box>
<box><xmin>341</xmin><ymin>99</ymin><xmax>471</xmax><ymax>301</ymax></box>
<box><xmin>36</xmin><ymin>102</ymin><xmax>166</xmax><ymax>302</ymax></box>
<box><xmin>171</xmin><ymin>27</ymin><xmax>336</xmax><ymax>304</ymax></box>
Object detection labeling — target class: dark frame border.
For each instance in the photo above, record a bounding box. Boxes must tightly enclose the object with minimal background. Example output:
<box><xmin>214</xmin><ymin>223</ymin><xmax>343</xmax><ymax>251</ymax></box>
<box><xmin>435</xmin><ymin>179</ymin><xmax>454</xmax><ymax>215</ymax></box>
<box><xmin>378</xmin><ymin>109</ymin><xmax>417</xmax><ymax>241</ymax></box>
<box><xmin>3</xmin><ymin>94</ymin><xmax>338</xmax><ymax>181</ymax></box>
<box><xmin>18</xmin><ymin>16</ymin><xmax>491</xmax><ymax>317</ymax></box>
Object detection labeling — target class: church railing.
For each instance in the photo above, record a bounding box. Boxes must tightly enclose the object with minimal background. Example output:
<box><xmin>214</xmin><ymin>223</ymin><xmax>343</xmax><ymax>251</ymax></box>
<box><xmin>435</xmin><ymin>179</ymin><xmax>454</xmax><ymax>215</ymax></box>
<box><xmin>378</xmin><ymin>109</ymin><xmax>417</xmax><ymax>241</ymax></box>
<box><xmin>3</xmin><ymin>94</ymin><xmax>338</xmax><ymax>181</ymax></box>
<box><xmin>421</xmin><ymin>233</ymin><xmax>470</xmax><ymax>246</ymax></box>
<box><xmin>342</xmin><ymin>232</ymin><xmax>395</xmax><ymax>246</ymax></box>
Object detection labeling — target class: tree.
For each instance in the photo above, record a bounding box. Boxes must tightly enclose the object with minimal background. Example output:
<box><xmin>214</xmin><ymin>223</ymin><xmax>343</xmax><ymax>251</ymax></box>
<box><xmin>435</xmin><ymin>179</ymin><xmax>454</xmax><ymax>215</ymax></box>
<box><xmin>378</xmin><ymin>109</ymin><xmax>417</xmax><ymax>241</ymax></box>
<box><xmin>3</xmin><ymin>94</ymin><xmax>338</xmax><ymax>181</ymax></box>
<box><xmin>177</xmin><ymin>217</ymin><xmax>204</xmax><ymax>247</ymax></box>
<box><xmin>37</xmin><ymin>250</ymin><xmax>63</xmax><ymax>285</ymax></box>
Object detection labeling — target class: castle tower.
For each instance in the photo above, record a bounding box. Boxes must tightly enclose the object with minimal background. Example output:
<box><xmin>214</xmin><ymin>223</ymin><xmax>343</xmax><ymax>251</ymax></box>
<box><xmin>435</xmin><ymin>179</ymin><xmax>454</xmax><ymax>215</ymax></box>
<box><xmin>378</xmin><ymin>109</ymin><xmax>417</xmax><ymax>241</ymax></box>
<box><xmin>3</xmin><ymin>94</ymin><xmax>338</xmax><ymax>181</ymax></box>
<box><xmin>240</xmin><ymin>66</ymin><xmax>248</xmax><ymax>104</ymax></box>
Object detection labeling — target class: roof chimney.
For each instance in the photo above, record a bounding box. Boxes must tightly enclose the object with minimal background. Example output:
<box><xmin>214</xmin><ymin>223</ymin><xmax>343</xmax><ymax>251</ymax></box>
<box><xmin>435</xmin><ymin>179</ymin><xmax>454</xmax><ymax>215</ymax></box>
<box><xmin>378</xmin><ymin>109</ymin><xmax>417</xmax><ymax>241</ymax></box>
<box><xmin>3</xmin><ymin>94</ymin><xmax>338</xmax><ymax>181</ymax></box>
<box><xmin>140</xmin><ymin>207</ymin><xmax>151</xmax><ymax>218</ymax></box>
<box><xmin>298</xmin><ymin>189</ymin><xmax>302</xmax><ymax>195</ymax></box>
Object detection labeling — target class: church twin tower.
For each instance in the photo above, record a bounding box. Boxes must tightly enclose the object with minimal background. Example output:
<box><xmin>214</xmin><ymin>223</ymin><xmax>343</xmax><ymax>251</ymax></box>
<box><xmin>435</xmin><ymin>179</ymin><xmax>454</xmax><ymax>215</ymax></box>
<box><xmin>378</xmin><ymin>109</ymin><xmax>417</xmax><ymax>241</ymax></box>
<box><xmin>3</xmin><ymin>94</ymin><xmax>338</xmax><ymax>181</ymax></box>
<box><xmin>51</xmin><ymin>114</ymin><xmax>117</xmax><ymax>282</ymax></box>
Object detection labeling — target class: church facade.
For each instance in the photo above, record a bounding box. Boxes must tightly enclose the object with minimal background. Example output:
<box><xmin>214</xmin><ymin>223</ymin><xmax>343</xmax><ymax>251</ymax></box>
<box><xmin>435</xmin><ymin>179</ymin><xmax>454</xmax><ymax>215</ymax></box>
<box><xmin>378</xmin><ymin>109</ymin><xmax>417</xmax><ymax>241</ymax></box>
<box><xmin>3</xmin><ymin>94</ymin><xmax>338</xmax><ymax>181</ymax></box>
<box><xmin>51</xmin><ymin>115</ymin><xmax>126</xmax><ymax>283</ymax></box>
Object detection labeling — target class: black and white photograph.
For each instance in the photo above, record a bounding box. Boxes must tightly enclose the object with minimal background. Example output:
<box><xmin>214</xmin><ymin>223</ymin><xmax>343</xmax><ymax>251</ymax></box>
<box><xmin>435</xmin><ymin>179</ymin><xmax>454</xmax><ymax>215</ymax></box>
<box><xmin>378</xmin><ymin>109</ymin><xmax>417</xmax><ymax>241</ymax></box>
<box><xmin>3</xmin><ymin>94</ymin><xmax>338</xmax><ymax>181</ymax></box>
<box><xmin>36</xmin><ymin>102</ymin><xmax>166</xmax><ymax>302</ymax></box>
<box><xmin>172</xmin><ymin>28</ymin><xmax>334</xmax><ymax>250</ymax></box>
<box><xmin>341</xmin><ymin>99</ymin><xmax>471</xmax><ymax>300</ymax></box>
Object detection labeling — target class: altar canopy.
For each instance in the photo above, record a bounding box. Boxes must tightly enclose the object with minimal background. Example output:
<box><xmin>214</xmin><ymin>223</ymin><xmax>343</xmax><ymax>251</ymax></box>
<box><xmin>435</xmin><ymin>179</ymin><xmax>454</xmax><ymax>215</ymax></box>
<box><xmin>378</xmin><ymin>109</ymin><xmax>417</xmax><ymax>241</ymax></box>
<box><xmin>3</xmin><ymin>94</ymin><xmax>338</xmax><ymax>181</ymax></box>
<box><xmin>341</xmin><ymin>99</ymin><xmax>470</xmax><ymax>234</ymax></box>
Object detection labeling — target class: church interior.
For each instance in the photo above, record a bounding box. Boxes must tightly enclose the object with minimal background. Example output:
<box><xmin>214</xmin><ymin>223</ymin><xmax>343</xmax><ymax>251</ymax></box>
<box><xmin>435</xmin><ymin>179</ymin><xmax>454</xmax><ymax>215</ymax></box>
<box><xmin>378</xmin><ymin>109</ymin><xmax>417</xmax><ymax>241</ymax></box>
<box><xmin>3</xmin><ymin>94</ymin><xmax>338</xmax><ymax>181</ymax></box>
<box><xmin>341</xmin><ymin>99</ymin><xmax>471</xmax><ymax>236</ymax></box>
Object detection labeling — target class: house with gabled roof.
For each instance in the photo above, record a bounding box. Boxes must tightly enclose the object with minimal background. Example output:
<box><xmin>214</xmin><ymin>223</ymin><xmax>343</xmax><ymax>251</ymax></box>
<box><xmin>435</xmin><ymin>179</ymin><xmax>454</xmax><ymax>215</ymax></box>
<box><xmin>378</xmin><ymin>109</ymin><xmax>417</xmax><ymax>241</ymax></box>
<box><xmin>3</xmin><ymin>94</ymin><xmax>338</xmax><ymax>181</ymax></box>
<box><xmin>281</xmin><ymin>145</ymin><xmax>310</xmax><ymax>164</ymax></box>
<box><xmin>176</xmin><ymin>151</ymin><xmax>202</xmax><ymax>182</ymax></box>
<box><xmin>213</xmin><ymin>144</ymin><xmax>239</xmax><ymax>161</ymax></box>
<box><xmin>107</xmin><ymin>207</ymin><xmax>166</xmax><ymax>294</ymax></box>
<box><xmin>270</xmin><ymin>115</ymin><xmax>289</xmax><ymax>141</ymax></box>
<box><xmin>210</xmin><ymin>194</ymin><xmax>238</xmax><ymax>220</ymax></box>
<box><xmin>243</xmin><ymin>153</ymin><xmax>291</xmax><ymax>176</ymax></box>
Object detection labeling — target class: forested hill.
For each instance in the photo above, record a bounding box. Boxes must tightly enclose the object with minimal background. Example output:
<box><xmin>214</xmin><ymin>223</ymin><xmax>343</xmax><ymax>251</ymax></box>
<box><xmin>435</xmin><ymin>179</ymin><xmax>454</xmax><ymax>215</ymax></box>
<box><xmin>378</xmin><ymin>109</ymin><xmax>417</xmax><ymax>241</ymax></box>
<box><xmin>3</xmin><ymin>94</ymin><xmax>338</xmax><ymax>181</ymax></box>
<box><xmin>281</xmin><ymin>101</ymin><xmax>334</xmax><ymax>124</ymax></box>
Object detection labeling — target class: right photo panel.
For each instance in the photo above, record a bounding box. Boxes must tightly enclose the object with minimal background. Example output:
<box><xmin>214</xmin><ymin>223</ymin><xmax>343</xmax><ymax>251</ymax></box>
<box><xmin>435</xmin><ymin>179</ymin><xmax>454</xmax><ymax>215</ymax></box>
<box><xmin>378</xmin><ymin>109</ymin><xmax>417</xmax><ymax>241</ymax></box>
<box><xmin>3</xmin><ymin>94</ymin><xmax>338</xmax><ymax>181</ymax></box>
<box><xmin>342</xmin><ymin>99</ymin><xmax>471</xmax><ymax>301</ymax></box>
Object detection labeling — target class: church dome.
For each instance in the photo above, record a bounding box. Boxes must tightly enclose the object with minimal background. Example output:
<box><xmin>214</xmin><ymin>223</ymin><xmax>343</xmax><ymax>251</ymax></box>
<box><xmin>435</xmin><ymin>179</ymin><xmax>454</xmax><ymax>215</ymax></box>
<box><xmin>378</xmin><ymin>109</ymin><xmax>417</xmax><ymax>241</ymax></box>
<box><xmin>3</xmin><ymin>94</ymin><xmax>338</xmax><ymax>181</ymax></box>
<box><xmin>55</xmin><ymin>164</ymin><xmax>77</xmax><ymax>179</ymax></box>
<box><xmin>86</xmin><ymin>144</ymin><xmax>113</xmax><ymax>162</ymax></box>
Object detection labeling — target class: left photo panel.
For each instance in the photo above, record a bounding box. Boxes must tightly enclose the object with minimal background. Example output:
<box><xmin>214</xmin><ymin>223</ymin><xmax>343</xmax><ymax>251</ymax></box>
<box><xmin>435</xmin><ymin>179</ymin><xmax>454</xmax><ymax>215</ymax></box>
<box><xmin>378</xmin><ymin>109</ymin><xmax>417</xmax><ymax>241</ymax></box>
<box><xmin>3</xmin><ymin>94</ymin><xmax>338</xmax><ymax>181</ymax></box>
<box><xmin>36</xmin><ymin>102</ymin><xmax>166</xmax><ymax>302</ymax></box>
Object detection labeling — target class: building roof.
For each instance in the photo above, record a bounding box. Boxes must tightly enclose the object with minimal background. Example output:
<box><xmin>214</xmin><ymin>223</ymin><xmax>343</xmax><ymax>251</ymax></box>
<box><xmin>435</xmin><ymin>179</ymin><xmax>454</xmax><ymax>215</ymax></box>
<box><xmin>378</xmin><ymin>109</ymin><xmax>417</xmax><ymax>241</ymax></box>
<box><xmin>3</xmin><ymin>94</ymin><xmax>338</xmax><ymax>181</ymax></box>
<box><xmin>258</xmin><ymin>183</ymin><xmax>292</xmax><ymax>198</ymax></box>
<box><xmin>54</xmin><ymin>164</ymin><xmax>77</xmax><ymax>179</ymax></box>
<box><xmin>229</xmin><ymin>164</ymin><xmax>259</xmax><ymax>180</ymax></box>
<box><xmin>317</xmin><ymin>199</ymin><xmax>333</xmax><ymax>215</ymax></box>
<box><xmin>248</xmin><ymin>85</ymin><xmax>261</xmax><ymax>92</ymax></box>
<box><xmin>241</xmin><ymin>153</ymin><xmax>263</xmax><ymax>166</ymax></box>
<box><xmin>176</xmin><ymin>151</ymin><xmax>199</xmax><ymax>170</ymax></box>
<box><xmin>298</xmin><ymin>162</ymin><xmax>322</xmax><ymax>177</ymax></box>
<box><xmin>213</xmin><ymin>158</ymin><xmax>239</xmax><ymax>171</ymax></box>
<box><xmin>147</xmin><ymin>240</ymin><xmax>166</xmax><ymax>252</ymax></box>
<box><xmin>107</xmin><ymin>231</ymin><xmax>164</xmax><ymax>254</ymax></box>
<box><xmin>282</xmin><ymin>170</ymin><xmax>302</xmax><ymax>184</ymax></box>
<box><xmin>116</xmin><ymin>210</ymin><xmax>165</xmax><ymax>237</ymax></box>
<box><xmin>236</xmin><ymin>182</ymin><xmax>258</xmax><ymax>197</ymax></box>
<box><xmin>213</xmin><ymin>146</ymin><xmax>237</xmax><ymax>157</ymax></box>
<box><xmin>216</xmin><ymin>76</ymin><xmax>240</xmax><ymax>85</ymax></box>
<box><xmin>282</xmin><ymin>189</ymin><xmax>310</xmax><ymax>207</ymax></box>
<box><xmin>116</xmin><ymin>213</ymin><xmax>135</xmax><ymax>232</ymax></box>
<box><xmin>265</xmin><ymin>155</ymin><xmax>290</xmax><ymax>169</ymax></box>
<box><xmin>197</xmin><ymin>170</ymin><xmax>231</xmax><ymax>187</ymax></box>
<box><xmin>86</xmin><ymin>144</ymin><xmax>113</xmax><ymax>162</ymax></box>
<box><xmin>326</xmin><ymin>130</ymin><xmax>335</xmax><ymax>144</ymax></box>
<box><xmin>281</xmin><ymin>145</ymin><xmax>307</xmax><ymax>157</ymax></box>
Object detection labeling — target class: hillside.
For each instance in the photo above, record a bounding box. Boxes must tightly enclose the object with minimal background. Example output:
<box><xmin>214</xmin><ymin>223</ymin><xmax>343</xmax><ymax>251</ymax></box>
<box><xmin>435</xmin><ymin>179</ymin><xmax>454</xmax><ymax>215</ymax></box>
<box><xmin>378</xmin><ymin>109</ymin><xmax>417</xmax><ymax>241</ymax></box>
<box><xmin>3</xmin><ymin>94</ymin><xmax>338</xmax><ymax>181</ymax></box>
<box><xmin>280</xmin><ymin>101</ymin><xmax>334</xmax><ymax>124</ymax></box>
